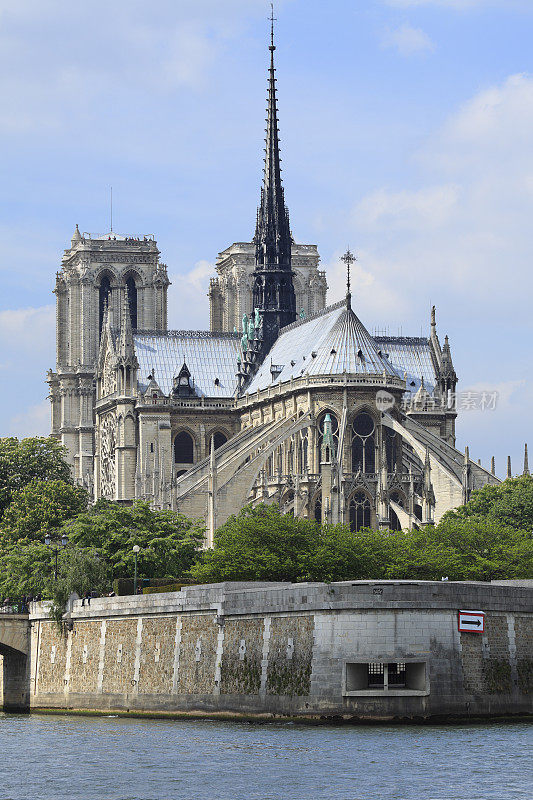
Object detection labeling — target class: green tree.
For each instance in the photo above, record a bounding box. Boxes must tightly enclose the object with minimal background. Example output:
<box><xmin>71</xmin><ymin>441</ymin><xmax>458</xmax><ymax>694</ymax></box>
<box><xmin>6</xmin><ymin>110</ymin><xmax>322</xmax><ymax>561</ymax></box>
<box><xmin>49</xmin><ymin>548</ymin><xmax>112</xmax><ymax>625</ymax></box>
<box><xmin>431</xmin><ymin>514</ymin><xmax>533</xmax><ymax>581</ymax></box>
<box><xmin>443</xmin><ymin>475</ymin><xmax>533</xmax><ymax>530</ymax></box>
<box><xmin>0</xmin><ymin>541</ymin><xmax>53</xmax><ymax>598</ymax></box>
<box><xmin>1</xmin><ymin>479</ymin><xmax>88</xmax><ymax>544</ymax></box>
<box><xmin>0</xmin><ymin>437</ymin><xmax>71</xmax><ymax>518</ymax></box>
<box><xmin>309</xmin><ymin>525</ymin><xmax>395</xmax><ymax>582</ymax></box>
<box><xmin>191</xmin><ymin>504</ymin><xmax>322</xmax><ymax>583</ymax></box>
<box><xmin>62</xmin><ymin>501</ymin><xmax>204</xmax><ymax>581</ymax></box>
<box><xmin>190</xmin><ymin>501</ymin><xmax>533</xmax><ymax>586</ymax></box>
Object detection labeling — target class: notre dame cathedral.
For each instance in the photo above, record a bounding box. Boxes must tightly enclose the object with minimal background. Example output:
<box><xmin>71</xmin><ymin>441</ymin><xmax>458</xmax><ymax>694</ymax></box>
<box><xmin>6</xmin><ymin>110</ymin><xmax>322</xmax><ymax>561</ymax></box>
<box><xmin>47</xmin><ymin>25</ymin><xmax>499</xmax><ymax>545</ymax></box>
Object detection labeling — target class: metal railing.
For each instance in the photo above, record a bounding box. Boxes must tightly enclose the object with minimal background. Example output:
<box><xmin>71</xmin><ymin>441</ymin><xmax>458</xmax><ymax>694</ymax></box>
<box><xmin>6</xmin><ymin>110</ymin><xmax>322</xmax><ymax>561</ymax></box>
<box><xmin>0</xmin><ymin>601</ymin><xmax>30</xmax><ymax>615</ymax></box>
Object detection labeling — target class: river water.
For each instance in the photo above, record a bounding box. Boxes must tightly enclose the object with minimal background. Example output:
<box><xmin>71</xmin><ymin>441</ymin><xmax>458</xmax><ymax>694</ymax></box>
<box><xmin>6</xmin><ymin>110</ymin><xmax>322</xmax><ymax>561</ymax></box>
<box><xmin>0</xmin><ymin>713</ymin><xmax>531</xmax><ymax>800</ymax></box>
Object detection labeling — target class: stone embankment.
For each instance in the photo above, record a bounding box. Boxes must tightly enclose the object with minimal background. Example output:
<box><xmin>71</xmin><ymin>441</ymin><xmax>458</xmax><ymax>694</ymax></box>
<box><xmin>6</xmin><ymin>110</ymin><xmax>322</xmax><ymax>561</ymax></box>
<box><xmin>17</xmin><ymin>580</ymin><xmax>531</xmax><ymax>721</ymax></box>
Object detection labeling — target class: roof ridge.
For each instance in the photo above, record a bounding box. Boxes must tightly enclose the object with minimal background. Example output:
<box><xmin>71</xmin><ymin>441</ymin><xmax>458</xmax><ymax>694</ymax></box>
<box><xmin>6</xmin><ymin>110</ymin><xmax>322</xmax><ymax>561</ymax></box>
<box><xmin>375</xmin><ymin>335</ymin><xmax>429</xmax><ymax>345</ymax></box>
<box><xmin>134</xmin><ymin>330</ymin><xmax>240</xmax><ymax>339</ymax></box>
<box><xmin>279</xmin><ymin>299</ymin><xmax>346</xmax><ymax>335</ymax></box>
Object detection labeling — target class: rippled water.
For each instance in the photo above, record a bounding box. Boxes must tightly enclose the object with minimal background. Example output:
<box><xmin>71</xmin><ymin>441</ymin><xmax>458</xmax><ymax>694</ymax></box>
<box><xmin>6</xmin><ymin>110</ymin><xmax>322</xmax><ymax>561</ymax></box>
<box><xmin>0</xmin><ymin>713</ymin><xmax>531</xmax><ymax>800</ymax></box>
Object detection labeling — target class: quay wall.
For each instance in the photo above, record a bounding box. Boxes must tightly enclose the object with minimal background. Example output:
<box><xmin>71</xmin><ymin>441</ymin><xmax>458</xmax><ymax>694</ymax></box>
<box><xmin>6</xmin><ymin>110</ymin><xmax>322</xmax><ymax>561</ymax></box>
<box><xmin>28</xmin><ymin>581</ymin><xmax>533</xmax><ymax>721</ymax></box>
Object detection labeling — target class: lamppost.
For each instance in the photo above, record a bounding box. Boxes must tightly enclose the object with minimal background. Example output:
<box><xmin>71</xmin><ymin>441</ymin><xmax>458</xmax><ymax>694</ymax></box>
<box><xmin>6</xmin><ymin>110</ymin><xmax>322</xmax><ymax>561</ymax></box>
<box><xmin>133</xmin><ymin>545</ymin><xmax>140</xmax><ymax>595</ymax></box>
<box><xmin>44</xmin><ymin>532</ymin><xmax>68</xmax><ymax>581</ymax></box>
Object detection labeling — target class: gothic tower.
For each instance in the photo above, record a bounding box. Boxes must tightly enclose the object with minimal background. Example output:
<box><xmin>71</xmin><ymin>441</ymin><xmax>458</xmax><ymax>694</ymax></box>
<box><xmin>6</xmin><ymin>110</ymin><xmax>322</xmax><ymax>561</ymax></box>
<box><xmin>48</xmin><ymin>228</ymin><xmax>169</xmax><ymax>482</ymax></box>
<box><xmin>251</xmin><ymin>18</ymin><xmax>296</xmax><ymax>355</ymax></box>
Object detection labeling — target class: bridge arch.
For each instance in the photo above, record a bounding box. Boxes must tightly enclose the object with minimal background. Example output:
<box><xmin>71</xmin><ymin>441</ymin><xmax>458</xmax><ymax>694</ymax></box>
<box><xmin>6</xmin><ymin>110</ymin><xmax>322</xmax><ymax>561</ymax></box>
<box><xmin>0</xmin><ymin>615</ymin><xmax>30</xmax><ymax>712</ymax></box>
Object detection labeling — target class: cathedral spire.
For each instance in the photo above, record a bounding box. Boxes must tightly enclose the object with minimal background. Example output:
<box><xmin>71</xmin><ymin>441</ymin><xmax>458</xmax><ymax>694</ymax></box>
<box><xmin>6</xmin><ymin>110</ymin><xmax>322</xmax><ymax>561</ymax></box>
<box><xmin>251</xmin><ymin>5</ymin><xmax>296</xmax><ymax>355</ymax></box>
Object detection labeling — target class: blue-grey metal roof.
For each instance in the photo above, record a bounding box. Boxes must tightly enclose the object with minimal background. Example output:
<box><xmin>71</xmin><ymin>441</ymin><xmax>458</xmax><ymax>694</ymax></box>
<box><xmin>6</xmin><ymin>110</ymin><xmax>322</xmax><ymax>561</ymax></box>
<box><xmin>374</xmin><ymin>337</ymin><xmax>437</xmax><ymax>394</ymax></box>
<box><xmin>134</xmin><ymin>331</ymin><xmax>240</xmax><ymax>398</ymax></box>
<box><xmin>246</xmin><ymin>301</ymin><xmax>398</xmax><ymax>393</ymax></box>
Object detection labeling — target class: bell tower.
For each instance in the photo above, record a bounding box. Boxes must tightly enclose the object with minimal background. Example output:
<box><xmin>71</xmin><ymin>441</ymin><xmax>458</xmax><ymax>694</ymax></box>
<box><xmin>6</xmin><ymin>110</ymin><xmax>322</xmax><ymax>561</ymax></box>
<box><xmin>47</xmin><ymin>228</ymin><xmax>170</xmax><ymax>483</ymax></box>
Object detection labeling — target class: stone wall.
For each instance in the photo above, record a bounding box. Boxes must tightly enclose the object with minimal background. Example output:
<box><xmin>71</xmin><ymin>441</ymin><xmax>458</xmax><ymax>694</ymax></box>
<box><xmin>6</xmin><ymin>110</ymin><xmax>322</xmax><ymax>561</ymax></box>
<box><xmin>26</xmin><ymin>581</ymin><xmax>533</xmax><ymax>721</ymax></box>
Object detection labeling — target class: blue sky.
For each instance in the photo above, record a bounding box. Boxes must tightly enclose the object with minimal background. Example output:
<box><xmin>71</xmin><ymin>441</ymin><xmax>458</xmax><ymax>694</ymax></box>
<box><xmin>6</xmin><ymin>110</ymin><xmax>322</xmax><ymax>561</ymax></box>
<box><xmin>0</xmin><ymin>0</ymin><xmax>531</xmax><ymax>477</ymax></box>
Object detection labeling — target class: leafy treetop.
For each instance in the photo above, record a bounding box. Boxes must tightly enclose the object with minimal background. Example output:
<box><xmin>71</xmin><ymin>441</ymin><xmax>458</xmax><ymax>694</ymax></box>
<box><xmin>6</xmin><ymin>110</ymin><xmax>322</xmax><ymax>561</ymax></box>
<box><xmin>0</xmin><ymin>437</ymin><xmax>72</xmax><ymax>518</ymax></box>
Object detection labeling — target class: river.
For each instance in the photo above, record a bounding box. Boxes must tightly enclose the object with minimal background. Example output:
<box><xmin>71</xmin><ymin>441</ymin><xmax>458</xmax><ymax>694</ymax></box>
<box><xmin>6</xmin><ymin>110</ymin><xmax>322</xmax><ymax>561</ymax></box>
<box><xmin>0</xmin><ymin>713</ymin><xmax>530</xmax><ymax>800</ymax></box>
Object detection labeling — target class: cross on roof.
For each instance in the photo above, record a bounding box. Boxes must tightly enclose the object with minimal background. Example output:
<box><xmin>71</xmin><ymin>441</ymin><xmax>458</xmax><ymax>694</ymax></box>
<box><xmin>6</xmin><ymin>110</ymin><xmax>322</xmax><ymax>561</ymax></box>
<box><xmin>341</xmin><ymin>248</ymin><xmax>357</xmax><ymax>298</ymax></box>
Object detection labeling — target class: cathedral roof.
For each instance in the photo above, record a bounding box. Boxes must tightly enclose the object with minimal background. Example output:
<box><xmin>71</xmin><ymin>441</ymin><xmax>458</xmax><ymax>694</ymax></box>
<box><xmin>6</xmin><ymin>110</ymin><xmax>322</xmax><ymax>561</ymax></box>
<box><xmin>374</xmin><ymin>336</ymin><xmax>437</xmax><ymax>395</ymax></box>
<box><xmin>246</xmin><ymin>300</ymin><xmax>398</xmax><ymax>393</ymax></box>
<box><xmin>134</xmin><ymin>331</ymin><xmax>240</xmax><ymax>398</ymax></box>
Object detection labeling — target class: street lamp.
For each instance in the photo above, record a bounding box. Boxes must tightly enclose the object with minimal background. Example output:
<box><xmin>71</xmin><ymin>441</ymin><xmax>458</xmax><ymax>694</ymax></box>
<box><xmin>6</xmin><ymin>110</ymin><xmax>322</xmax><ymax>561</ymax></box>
<box><xmin>133</xmin><ymin>545</ymin><xmax>140</xmax><ymax>595</ymax></box>
<box><xmin>45</xmin><ymin>532</ymin><xmax>68</xmax><ymax>581</ymax></box>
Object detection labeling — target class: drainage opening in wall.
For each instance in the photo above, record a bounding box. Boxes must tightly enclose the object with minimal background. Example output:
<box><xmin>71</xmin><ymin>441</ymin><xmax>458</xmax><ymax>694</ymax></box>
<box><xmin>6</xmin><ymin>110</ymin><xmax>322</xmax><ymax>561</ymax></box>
<box><xmin>344</xmin><ymin>660</ymin><xmax>429</xmax><ymax>696</ymax></box>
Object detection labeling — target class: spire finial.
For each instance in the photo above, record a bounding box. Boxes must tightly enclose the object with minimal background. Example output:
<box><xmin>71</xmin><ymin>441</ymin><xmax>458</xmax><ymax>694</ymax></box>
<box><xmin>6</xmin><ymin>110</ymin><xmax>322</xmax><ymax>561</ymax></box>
<box><xmin>341</xmin><ymin>248</ymin><xmax>356</xmax><ymax>308</ymax></box>
<box><xmin>524</xmin><ymin>443</ymin><xmax>529</xmax><ymax>476</ymax></box>
<box><xmin>250</xmin><ymin>5</ymin><xmax>295</xmax><ymax>358</ymax></box>
<box><xmin>507</xmin><ymin>455</ymin><xmax>512</xmax><ymax>479</ymax></box>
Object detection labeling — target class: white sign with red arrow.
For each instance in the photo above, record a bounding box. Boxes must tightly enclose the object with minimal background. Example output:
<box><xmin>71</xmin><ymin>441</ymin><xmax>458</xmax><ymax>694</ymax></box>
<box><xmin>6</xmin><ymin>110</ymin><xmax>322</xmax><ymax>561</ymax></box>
<box><xmin>458</xmin><ymin>610</ymin><xmax>485</xmax><ymax>633</ymax></box>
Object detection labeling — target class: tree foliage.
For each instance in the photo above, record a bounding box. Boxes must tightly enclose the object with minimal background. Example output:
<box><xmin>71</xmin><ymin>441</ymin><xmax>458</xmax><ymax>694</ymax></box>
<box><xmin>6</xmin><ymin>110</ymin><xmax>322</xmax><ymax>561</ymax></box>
<box><xmin>0</xmin><ymin>437</ymin><xmax>72</xmax><ymax>518</ymax></box>
<box><xmin>62</xmin><ymin>501</ymin><xmax>205</xmax><ymax>582</ymax></box>
<box><xmin>0</xmin><ymin>541</ymin><xmax>54</xmax><ymax>598</ymax></box>
<box><xmin>441</xmin><ymin>474</ymin><xmax>533</xmax><ymax>530</ymax></box>
<box><xmin>190</xmin><ymin>504</ymin><xmax>319</xmax><ymax>583</ymax></box>
<box><xmin>49</xmin><ymin>548</ymin><xmax>111</xmax><ymax>625</ymax></box>
<box><xmin>191</xmin><ymin>487</ymin><xmax>533</xmax><ymax>585</ymax></box>
<box><xmin>1</xmin><ymin>479</ymin><xmax>88</xmax><ymax>544</ymax></box>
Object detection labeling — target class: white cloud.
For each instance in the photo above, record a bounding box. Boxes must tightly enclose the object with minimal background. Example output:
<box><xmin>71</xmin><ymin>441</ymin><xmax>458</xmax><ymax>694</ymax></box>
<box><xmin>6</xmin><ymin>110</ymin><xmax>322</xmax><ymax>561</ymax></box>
<box><xmin>0</xmin><ymin>305</ymin><xmax>55</xmax><ymax>353</ymax></box>
<box><xmin>346</xmin><ymin>72</ymin><xmax>533</xmax><ymax>467</ymax></box>
<box><xmin>351</xmin><ymin>72</ymin><xmax>533</xmax><ymax>318</ymax></box>
<box><xmin>0</xmin><ymin>0</ymin><xmax>275</xmax><ymax>136</ymax></box>
<box><xmin>382</xmin><ymin>24</ymin><xmax>435</xmax><ymax>56</ymax></box>
<box><xmin>8</xmin><ymin>399</ymin><xmax>50</xmax><ymax>438</ymax></box>
<box><xmin>325</xmin><ymin>249</ymin><xmax>409</xmax><ymax>320</ymax></box>
<box><xmin>0</xmin><ymin>304</ymin><xmax>55</xmax><ymax>438</ymax></box>
<box><xmin>355</xmin><ymin>185</ymin><xmax>459</xmax><ymax>229</ymax></box>
<box><xmin>167</xmin><ymin>260</ymin><xmax>212</xmax><ymax>330</ymax></box>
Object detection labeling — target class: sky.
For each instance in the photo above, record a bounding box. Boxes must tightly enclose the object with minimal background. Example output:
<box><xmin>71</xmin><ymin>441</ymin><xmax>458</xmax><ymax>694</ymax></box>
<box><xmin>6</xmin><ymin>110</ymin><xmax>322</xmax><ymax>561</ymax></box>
<box><xmin>0</xmin><ymin>0</ymin><xmax>532</xmax><ymax>478</ymax></box>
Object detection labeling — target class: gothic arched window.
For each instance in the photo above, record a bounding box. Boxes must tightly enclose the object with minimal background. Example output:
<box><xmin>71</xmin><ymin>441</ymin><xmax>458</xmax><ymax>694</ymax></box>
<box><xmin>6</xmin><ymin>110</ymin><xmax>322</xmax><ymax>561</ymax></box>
<box><xmin>314</xmin><ymin>499</ymin><xmax>322</xmax><ymax>524</ymax></box>
<box><xmin>99</xmin><ymin>275</ymin><xmax>112</xmax><ymax>334</ymax></box>
<box><xmin>174</xmin><ymin>431</ymin><xmax>194</xmax><ymax>464</ymax></box>
<box><xmin>349</xmin><ymin>491</ymin><xmax>372</xmax><ymax>532</ymax></box>
<box><xmin>317</xmin><ymin>411</ymin><xmax>339</xmax><ymax>472</ymax></box>
<box><xmin>125</xmin><ymin>275</ymin><xmax>138</xmax><ymax>329</ymax></box>
<box><xmin>351</xmin><ymin>412</ymin><xmax>376</xmax><ymax>474</ymax></box>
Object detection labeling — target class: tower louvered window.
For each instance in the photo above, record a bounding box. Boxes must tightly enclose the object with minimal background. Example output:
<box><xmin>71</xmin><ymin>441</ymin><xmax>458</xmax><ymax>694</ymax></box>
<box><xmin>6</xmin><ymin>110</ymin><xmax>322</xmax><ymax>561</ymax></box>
<box><xmin>99</xmin><ymin>276</ymin><xmax>112</xmax><ymax>334</ymax></box>
<box><xmin>125</xmin><ymin>275</ymin><xmax>138</xmax><ymax>330</ymax></box>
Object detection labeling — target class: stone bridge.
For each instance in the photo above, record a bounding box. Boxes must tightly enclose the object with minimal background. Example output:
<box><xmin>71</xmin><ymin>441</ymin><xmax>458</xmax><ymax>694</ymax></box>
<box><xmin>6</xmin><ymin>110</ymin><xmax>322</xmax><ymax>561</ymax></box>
<box><xmin>0</xmin><ymin>614</ymin><xmax>30</xmax><ymax>711</ymax></box>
